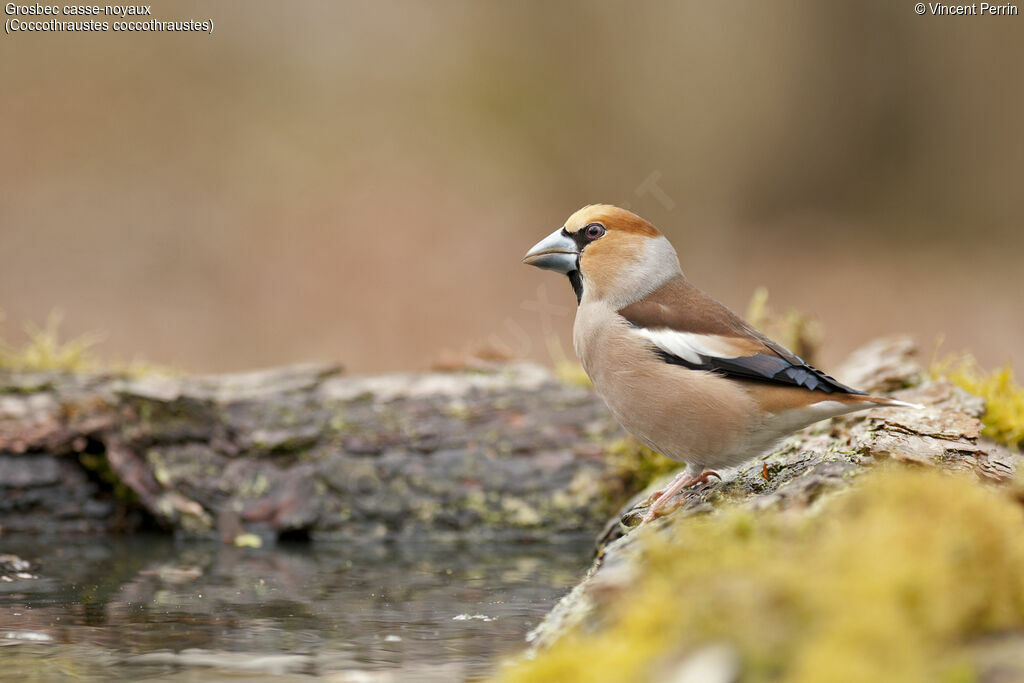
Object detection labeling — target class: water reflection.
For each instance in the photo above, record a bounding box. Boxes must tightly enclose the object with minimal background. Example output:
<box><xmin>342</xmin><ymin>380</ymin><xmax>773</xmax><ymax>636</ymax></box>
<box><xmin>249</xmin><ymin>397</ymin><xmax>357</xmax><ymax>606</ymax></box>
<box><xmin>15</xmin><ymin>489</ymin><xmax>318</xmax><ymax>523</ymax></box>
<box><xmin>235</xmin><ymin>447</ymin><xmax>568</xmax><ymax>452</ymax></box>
<box><xmin>0</xmin><ymin>534</ymin><xmax>592</xmax><ymax>680</ymax></box>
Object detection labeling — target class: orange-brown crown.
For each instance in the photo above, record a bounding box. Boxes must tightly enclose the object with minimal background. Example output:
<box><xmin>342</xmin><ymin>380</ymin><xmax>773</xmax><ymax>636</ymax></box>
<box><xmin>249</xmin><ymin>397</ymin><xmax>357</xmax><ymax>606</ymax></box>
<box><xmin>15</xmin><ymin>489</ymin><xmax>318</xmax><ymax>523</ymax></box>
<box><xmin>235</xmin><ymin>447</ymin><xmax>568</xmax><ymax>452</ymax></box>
<box><xmin>563</xmin><ymin>204</ymin><xmax>661</xmax><ymax>238</ymax></box>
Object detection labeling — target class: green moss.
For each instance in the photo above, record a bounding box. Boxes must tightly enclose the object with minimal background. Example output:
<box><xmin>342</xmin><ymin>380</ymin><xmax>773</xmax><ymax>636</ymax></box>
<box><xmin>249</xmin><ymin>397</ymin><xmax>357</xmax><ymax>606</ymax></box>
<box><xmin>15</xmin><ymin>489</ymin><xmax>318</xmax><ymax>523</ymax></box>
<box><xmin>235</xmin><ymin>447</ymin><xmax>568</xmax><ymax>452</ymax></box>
<box><xmin>555</xmin><ymin>360</ymin><xmax>592</xmax><ymax>388</ymax></box>
<box><xmin>0</xmin><ymin>311</ymin><xmax>102</xmax><ymax>372</ymax></box>
<box><xmin>603</xmin><ymin>437</ymin><xmax>684</xmax><ymax>500</ymax></box>
<box><xmin>500</xmin><ymin>467</ymin><xmax>1024</xmax><ymax>683</ymax></box>
<box><xmin>461</xmin><ymin>489</ymin><xmax>505</xmax><ymax>526</ymax></box>
<box><xmin>238</xmin><ymin>471</ymin><xmax>271</xmax><ymax>498</ymax></box>
<box><xmin>0</xmin><ymin>309</ymin><xmax>168</xmax><ymax>375</ymax></box>
<box><xmin>543</xmin><ymin>333</ymin><xmax>592</xmax><ymax>388</ymax></box>
<box><xmin>934</xmin><ymin>355</ymin><xmax>1024</xmax><ymax>448</ymax></box>
<box><xmin>79</xmin><ymin>452</ymin><xmax>138</xmax><ymax>503</ymax></box>
<box><xmin>745</xmin><ymin>287</ymin><xmax>823</xmax><ymax>364</ymax></box>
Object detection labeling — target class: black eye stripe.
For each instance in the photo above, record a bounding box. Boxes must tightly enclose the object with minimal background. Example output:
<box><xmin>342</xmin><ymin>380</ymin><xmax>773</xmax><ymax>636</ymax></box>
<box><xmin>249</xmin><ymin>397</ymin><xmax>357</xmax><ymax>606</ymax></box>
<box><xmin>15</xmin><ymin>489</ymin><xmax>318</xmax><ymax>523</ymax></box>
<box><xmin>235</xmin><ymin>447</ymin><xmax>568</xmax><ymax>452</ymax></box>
<box><xmin>562</xmin><ymin>223</ymin><xmax>606</xmax><ymax>251</ymax></box>
<box><xmin>562</xmin><ymin>227</ymin><xmax>588</xmax><ymax>251</ymax></box>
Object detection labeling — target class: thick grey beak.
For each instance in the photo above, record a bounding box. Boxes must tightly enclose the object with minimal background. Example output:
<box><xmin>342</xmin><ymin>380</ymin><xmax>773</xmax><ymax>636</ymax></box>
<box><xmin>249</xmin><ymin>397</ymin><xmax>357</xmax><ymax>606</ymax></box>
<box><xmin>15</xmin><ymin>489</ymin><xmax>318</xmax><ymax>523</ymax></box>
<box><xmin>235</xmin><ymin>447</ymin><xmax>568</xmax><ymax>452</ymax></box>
<box><xmin>522</xmin><ymin>228</ymin><xmax>578</xmax><ymax>274</ymax></box>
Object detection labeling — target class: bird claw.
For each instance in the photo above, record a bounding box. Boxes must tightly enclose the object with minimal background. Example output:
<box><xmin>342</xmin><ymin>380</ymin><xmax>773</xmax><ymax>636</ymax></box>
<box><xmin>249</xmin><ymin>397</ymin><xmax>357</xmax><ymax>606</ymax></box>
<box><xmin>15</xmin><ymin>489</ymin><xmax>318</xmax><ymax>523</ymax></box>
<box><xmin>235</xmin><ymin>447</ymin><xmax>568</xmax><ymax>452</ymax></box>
<box><xmin>641</xmin><ymin>502</ymin><xmax>676</xmax><ymax>524</ymax></box>
<box><xmin>695</xmin><ymin>469</ymin><xmax>721</xmax><ymax>485</ymax></box>
<box><xmin>639</xmin><ymin>487</ymin><xmax>667</xmax><ymax>507</ymax></box>
<box><xmin>637</xmin><ymin>468</ymin><xmax>722</xmax><ymax>525</ymax></box>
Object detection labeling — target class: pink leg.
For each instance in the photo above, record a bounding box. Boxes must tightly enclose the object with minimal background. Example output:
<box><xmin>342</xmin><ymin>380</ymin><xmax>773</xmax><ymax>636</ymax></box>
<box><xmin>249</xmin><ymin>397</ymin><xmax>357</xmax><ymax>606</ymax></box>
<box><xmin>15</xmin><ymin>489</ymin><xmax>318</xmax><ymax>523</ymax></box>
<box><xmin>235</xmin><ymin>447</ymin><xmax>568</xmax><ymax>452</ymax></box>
<box><xmin>640</xmin><ymin>483</ymin><xmax>670</xmax><ymax>507</ymax></box>
<box><xmin>641</xmin><ymin>467</ymin><xmax>721</xmax><ymax>523</ymax></box>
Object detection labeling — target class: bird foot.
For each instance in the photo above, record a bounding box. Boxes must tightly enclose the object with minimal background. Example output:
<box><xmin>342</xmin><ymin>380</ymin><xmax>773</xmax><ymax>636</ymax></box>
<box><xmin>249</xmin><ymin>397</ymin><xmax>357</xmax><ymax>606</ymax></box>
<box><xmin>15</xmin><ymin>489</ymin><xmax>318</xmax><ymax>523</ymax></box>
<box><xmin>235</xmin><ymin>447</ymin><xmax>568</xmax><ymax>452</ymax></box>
<box><xmin>640</xmin><ymin>498</ymin><xmax>682</xmax><ymax>524</ymax></box>
<box><xmin>640</xmin><ymin>469</ymin><xmax>722</xmax><ymax>524</ymax></box>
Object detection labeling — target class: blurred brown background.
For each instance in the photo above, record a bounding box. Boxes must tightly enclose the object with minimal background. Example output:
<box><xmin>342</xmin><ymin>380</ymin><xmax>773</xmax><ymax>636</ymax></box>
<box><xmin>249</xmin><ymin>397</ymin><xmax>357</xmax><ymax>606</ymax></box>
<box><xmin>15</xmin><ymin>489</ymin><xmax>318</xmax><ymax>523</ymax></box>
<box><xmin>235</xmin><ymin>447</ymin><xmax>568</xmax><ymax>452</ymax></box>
<box><xmin>1</xmin><ymin>1</ymin><xmax>1021</xmax><ymax>374</ymax></box>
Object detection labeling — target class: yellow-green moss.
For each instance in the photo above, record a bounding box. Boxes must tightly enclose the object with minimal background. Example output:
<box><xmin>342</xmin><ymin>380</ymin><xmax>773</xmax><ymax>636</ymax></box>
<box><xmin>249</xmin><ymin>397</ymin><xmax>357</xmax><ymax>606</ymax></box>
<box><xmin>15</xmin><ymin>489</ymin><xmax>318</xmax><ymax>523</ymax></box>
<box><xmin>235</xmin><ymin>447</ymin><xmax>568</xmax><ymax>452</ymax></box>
<box><xmin>78</xmin><ymin>452</ymin><xmax>138</xmax><ymax>503</ymax></box>
<box><xmin>500</xmin><ymin>467</ymin><xmax>1024</xmax><ymax>683</ymax></box>
<box><xmin>745</xmin><ymin>287</ymin><xmax>823</xmax><ymax>364</ymax></box>
<box><xmin>545</xmin><ymin>333</ymin><xmax>592</xmax><ymax>388</ymax></box>
<box><xmin>934</xmin><ymin>355</ymin><xmax>1024</xmax><ymax>448</ymax></box>
<box><xmin>554</xmin><ymin>359</ymin><xmax>592</xmax><ymax>388</ymax></box>
<box><xmin>603</xmin><ymin>437</ymin><xmax>683</xmax><ymax>499</ymax></box>
<box><xmin>0</xmin><ymin>311</ymin><xmax>102</xmax><ymax>372</ymax></box>
<box><xmin>0</xmin><ymin>310</ymin><xmax>167</xmax><ymax>375</ymax></box>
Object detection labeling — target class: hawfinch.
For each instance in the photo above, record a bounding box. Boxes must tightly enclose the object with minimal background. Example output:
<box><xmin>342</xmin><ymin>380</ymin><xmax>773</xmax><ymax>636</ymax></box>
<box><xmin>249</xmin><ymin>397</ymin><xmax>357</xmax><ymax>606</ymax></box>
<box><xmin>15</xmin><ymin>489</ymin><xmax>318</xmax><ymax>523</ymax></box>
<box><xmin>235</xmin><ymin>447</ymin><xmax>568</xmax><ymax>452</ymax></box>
<box><xmin>523</xmin><ymin>205</ymin><xmax>917</xmax><ymax>523</ymax></box>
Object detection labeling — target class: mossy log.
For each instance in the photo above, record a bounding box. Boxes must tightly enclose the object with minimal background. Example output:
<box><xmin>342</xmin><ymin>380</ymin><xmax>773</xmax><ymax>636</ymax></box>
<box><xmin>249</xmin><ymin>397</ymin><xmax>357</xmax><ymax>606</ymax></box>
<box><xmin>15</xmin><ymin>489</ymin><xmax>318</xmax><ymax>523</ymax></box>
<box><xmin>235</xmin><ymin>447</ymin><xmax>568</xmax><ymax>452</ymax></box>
<box><xmin>1</xmin><ymin>337</ymin><xmax>1016</xmax><ymax>550</ymax></box>
<box><xmin>0</xmin><ymin>363</ymin><xmax>623</xmax><ymax>540</ymax></box>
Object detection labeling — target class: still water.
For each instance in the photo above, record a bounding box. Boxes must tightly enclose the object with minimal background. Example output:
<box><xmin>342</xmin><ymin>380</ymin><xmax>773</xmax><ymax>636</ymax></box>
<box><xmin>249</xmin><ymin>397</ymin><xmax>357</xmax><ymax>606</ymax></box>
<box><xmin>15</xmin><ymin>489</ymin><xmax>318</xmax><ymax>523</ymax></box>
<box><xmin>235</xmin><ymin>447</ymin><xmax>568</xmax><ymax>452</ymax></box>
<box><xmin>0</xmin><ymin>534</ymin><xmax>593</xmax><ymax>681</ymax></box>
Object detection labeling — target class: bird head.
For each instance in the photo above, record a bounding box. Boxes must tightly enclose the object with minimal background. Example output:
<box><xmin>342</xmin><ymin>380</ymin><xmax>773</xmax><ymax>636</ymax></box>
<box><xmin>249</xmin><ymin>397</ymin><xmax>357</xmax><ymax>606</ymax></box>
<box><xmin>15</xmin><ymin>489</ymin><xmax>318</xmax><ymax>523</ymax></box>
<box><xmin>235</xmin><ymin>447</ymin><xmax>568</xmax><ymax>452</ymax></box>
<box><xmin>523</xmin><ymin>204</ymin><xmax>681</xmax><ymax>306</ymax></box>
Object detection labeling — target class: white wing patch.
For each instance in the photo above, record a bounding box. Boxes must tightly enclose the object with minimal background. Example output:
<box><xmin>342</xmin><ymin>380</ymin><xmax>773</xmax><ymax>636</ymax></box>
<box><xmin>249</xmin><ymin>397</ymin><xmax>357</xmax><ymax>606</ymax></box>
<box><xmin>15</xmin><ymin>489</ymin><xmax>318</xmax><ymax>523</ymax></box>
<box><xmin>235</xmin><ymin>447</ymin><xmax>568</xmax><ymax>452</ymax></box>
<box><xmin>629</xmin><ymin>328</ymin><xmax>744</xmax><ymax>363</ymax></box>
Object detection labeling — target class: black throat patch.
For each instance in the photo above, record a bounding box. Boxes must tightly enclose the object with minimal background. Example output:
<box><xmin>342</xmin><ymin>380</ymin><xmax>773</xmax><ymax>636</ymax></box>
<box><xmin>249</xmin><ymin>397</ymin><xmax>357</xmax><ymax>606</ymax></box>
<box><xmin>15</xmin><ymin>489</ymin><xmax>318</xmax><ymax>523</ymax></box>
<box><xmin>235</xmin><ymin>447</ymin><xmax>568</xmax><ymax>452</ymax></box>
<box><xmin>567</xmin><ymin>270</ymin><xmax>583</xmax><ymax>304</ymax></box>
<box><xmin>559</xmin><ymin>228</ymin><xmax>592</xmax><ymax>306</ymax></box>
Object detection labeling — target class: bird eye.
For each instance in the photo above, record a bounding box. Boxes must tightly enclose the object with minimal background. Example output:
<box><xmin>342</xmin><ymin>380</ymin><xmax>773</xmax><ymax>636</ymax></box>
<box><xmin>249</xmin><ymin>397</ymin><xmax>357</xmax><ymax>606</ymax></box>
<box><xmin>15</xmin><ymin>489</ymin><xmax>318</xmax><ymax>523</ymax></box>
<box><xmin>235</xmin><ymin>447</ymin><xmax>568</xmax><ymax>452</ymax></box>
<box><xmin>584</xmin><ymin>223</ymin><xmax>605</xmax><ymax>240</ymax></box>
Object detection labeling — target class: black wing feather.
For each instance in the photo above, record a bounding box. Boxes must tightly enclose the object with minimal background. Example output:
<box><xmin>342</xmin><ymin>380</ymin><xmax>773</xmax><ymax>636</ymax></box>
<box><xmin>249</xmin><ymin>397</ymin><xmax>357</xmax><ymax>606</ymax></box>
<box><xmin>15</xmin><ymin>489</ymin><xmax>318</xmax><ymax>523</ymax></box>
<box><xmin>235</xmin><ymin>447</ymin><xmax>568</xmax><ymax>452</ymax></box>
<box><xmin>654</xmin><ymin>348</ymin><xmax>864</xmax><ymax>395</ymax></box>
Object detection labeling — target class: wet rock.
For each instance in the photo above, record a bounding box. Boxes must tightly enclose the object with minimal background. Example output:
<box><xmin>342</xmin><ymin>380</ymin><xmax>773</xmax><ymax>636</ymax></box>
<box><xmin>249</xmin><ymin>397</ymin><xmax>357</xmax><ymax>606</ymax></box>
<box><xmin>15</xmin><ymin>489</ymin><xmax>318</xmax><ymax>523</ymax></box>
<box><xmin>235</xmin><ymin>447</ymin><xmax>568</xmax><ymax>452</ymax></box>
<box><xmin>126</xmin><ymin>649</ymin><xmax>314</xmax><ymax>676</ymax></box>
<box><xmin>0</xmin><ymin>554</ymin><xmax>38</xmax><ymax>582</ymax></box>
<box><xmin>0</xmin><ymin>454</ymin><xmax>61</xmax><ymax>487</ymax></box>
